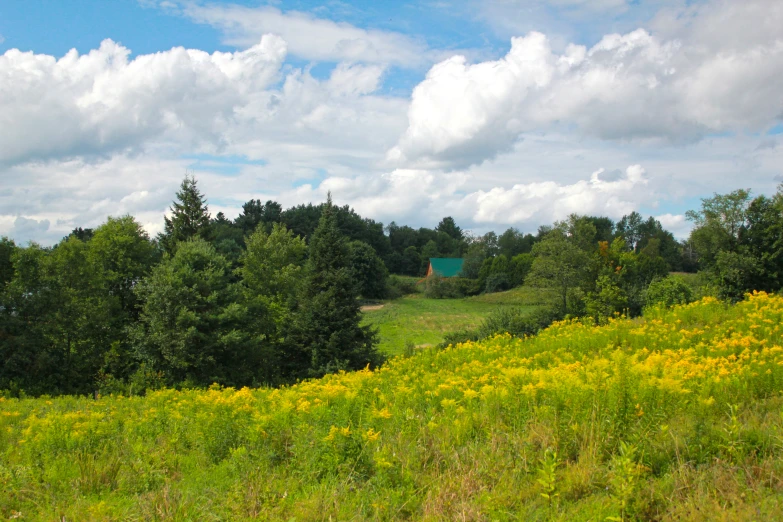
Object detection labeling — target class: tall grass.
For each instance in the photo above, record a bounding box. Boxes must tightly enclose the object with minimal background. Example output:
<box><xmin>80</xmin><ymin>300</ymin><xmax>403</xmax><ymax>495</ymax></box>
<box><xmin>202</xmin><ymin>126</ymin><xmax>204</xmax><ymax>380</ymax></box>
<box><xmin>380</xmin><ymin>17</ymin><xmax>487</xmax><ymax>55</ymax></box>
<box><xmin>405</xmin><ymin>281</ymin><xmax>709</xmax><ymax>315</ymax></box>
<box><xmin>2</xmin><ymin>292</ymin><xmax>783</xmax><ymax>520</ymax></box>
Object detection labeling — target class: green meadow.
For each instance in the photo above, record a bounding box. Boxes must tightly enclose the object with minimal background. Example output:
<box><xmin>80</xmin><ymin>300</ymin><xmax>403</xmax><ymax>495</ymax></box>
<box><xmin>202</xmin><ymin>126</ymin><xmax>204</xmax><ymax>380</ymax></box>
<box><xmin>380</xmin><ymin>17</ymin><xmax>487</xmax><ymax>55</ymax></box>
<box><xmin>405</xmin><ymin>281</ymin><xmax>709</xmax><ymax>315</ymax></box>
<box><xmin>361</xmin><ymin>285</ymin><xmax>554</xmax><ymax>355</ymax></box>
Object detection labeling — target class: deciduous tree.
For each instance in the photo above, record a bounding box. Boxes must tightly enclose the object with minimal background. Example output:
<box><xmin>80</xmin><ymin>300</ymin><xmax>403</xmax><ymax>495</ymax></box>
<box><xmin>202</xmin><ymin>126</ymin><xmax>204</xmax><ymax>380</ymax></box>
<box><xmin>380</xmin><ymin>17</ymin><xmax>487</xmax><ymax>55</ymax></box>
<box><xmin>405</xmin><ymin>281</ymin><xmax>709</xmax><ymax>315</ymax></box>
<box><xmin>527</xmin><ymin>228</ymin><xmax>589</xmax><ymax>314</ymax></box>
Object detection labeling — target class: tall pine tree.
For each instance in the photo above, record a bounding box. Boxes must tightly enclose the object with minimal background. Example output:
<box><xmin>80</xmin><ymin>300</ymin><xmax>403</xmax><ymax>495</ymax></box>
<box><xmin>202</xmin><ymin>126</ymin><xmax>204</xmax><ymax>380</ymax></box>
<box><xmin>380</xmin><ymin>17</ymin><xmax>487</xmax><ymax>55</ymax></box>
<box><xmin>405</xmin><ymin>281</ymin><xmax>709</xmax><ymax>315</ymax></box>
<box><xmin>159</xmin><ymin>174</ymin><xmax>211</xmax><ymax>254</ymax></box>
<box><xmin>288</xmin><ymin>194</ymin><xmax>382</xmax><ymax>378</ymax></box>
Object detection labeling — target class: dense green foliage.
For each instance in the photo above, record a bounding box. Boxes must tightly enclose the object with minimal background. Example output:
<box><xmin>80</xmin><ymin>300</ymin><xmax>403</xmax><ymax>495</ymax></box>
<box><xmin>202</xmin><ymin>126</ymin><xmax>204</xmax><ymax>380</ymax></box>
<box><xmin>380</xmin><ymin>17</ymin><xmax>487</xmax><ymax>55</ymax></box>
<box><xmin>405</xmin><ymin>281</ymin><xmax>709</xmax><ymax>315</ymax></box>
<box><xmin>645</xmin><ymin>275</ymin><xmax>694</xmax><ymax>308</ymax></box>
<box><xmin>686</xmin><ymin>188</ymin><xmax>783</xmax><ymax>300</ymax></box>
<box><xmin>288</xmin><ymin>197</ymin><xmax>383</xmax><ymax>378</ymax></box>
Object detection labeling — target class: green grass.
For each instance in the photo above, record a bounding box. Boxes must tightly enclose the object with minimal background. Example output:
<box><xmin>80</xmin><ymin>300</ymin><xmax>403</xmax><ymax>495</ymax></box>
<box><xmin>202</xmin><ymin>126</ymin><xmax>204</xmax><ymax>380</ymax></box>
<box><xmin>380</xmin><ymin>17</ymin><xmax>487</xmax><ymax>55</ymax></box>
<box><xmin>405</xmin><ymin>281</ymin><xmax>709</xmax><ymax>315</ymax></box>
<box><xmin>362</xmin><ymin>285</ymin><xmax>553</xmax><ymax>355</ymax></box>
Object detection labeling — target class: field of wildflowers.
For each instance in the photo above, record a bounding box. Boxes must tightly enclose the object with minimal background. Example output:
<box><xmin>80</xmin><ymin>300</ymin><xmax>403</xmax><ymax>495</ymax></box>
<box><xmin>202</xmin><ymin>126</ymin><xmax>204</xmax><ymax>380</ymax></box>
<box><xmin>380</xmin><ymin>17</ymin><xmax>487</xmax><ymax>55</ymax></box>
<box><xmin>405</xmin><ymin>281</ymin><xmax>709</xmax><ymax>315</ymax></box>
<box><xmin>3</xmin><ymin>292</ymin><xmax>783</xmax><ymax>520</ymax></box>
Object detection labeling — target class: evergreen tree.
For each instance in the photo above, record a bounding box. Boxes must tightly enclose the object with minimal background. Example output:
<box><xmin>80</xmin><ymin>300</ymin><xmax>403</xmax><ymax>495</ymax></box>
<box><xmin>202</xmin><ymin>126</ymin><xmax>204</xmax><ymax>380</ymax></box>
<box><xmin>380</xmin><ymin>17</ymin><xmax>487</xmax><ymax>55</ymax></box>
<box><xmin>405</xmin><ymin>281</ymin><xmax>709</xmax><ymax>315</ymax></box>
<box><xmin>210</xmin><ymin>211</ymin><xmax>244</xmax><ymax>262</ymax></box>
<box><xmin>132</xmin><ymin>239</ymin><xmax>257</xmax><ymax>387</ymax></box>
<box><xmin>436</xmin><ymin>216</ymin><xmax>463</xmax><ymax>241</ymax></box>
<box><xmin>159</xmin><ymin>174</ymin><xmax>211</xmax><ymax>254</ymax></box>
<box><xmin>289</xmin><ymin>195</ymin><xmax>382</xmax><ymax>378</ymax></box>
<box><xmin>235</xmin><ymin>199</ymin><xmax>283</xmax><ymax>235</ymax></box>
<box><xmin>68</xmin><ymin>227</ymin><xmax>94</xmax><ymax>242</ymax></box>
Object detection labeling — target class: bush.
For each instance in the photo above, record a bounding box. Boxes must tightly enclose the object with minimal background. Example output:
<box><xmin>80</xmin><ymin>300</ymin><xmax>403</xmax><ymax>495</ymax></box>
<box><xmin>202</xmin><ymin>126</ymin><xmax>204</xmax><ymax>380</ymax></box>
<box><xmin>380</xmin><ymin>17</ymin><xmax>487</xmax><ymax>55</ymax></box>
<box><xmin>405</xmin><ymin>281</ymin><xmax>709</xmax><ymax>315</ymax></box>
<box><xmin>509</xmin><ymin>253</ymin><xmax>534</xmax><ymax>287</ymax></box>
<box><xmin>645</xmin><ymin>275</ymin><xmax>694</xmax><ymax>308</ymax></box>
<box><xmin>484</xmin><ymin>273</ymin><xmax>510</xmax><ymax>293</ymax></box>
<box><xmin>712</xmin><ymin>251</ymin><xmax>763</xmax><ymax>302</ymax></box>
<box><xmin>349</xmin><ymin>240</ymin><xmax>389</xmax><ymax>299</ymax></box>
<box><xmin>442</xmin><ymin>306</ymin><xmax>560</xmax><ymax>346</ymax></box>
<box><xmin>423</xmin><ymin>276</ymin><xmax>479</xmax><ymax>299</ymax></box>
<box><xmin>583</xmin><ymin>275</ymin><xmax>628</xmax><ymax>321</ymax></box>
<box><xmin>385</xmin><ymin>275</ymin><xmax>418</xmax><ymax>299</ymax></box>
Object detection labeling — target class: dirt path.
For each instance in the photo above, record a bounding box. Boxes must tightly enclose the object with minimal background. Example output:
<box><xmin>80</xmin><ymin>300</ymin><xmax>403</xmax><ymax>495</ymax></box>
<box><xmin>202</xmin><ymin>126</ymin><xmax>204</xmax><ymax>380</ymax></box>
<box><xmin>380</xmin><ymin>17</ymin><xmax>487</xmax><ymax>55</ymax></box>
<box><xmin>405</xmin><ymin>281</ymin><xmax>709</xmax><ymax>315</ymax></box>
<box><xmin>360</xmin><ymin>304</ymin><xmax>385</xmax><ymax>312</ymax></box>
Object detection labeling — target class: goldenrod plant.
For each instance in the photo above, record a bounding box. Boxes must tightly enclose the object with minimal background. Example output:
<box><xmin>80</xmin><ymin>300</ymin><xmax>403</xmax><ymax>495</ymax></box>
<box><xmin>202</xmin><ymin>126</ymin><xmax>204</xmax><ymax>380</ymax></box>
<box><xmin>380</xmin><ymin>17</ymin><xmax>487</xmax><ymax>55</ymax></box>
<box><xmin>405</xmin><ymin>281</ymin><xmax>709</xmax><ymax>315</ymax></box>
<box><xmin>2</xmin><ymin>292</ymin><xmax>783</xmax><ymax>520</ymax></box>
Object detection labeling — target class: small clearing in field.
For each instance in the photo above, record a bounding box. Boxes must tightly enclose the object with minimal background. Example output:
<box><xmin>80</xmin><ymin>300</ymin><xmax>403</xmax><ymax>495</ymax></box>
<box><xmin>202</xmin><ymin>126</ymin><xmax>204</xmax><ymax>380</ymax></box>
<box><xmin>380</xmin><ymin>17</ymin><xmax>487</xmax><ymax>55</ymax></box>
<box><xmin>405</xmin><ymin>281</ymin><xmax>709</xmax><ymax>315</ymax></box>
<box><xmin>361</xmin><ymin>286</ymin><xmax>554</xmax><ymax>355</ymax></box>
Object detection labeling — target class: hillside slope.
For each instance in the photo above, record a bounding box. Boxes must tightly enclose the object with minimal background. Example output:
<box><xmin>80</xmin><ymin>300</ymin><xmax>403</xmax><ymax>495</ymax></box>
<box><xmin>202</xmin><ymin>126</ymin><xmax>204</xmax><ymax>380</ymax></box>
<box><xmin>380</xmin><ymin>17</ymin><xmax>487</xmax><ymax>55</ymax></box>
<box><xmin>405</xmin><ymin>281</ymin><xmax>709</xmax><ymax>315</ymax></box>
<box><xmin>3</xmin><ymin>293</ymin><xmax>783</xmax><ymax>520</ymax></box>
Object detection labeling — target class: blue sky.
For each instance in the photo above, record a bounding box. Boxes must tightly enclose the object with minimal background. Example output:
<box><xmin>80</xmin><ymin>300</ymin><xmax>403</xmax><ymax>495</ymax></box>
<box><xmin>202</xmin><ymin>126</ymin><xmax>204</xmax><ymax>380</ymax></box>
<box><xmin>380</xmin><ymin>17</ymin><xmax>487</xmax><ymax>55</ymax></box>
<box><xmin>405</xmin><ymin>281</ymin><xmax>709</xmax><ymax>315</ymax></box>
<box><xmin>1</xmin><ymin>0</ymin><xmax>782</xmax><ymax>243</ymax></box>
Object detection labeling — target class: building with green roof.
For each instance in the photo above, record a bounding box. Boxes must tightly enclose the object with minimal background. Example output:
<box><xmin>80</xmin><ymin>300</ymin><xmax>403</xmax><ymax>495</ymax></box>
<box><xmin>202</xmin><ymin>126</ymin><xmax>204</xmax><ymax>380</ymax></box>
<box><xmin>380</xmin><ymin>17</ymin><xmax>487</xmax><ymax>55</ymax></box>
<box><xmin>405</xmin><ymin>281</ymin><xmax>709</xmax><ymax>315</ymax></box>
<box><xmin>425</xmin><ymin>258</ymin><xmax>465</xmax><ymax>278</ymax></box>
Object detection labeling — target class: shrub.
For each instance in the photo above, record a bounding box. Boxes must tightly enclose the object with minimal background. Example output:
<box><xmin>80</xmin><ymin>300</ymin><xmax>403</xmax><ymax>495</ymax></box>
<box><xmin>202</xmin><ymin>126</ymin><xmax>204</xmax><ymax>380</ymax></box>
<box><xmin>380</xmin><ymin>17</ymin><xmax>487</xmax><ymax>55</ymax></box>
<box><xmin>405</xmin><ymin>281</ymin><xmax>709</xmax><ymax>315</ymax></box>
<box><xmin>645</xmin><ymin>275</ymin><xmax>694</xmax><ymax>308</ymax></box>
<box><xmin>385</xmin><ymin>275</ymin><xmax>418</xmax><ymax>299</ymax></box>
<box><xmin>509</xmin><ymin>253</ymin><xmax>534</xmax><ymax>287</ymax></box>
<box><xmin>583</xmin><ymin>275</ymin><xmax>628</xmax><ymax>321</ymax></box>
<box><xmin>712</xmin><ymin>250</ymin><xmax>763</xmax><ymax>302</ymax></box>
<box><xmin>484</xmin><ymin>273</ymin><xmax>510</xmax><ymax>293</ymax></box>
<box><xmin>442</xmin><ymin>306</ymin><xmax>560</xmax><ymax>346</ymax></box>
<box><xmin>423</xmin><ymin>276</ymin><xmax>479</xmax><ymax>299</ymax></box>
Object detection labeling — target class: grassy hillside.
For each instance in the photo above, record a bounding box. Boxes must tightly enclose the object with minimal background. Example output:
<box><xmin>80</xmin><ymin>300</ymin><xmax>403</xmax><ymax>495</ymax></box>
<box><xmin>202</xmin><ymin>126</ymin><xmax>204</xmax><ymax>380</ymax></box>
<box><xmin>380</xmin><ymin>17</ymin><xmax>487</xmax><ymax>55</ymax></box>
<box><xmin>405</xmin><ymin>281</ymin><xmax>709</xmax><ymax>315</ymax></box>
<box><xmin>362</xmin><ymin>286</ymin><xmax>553</xmax><ymax>355</ymax></box>
<box><xmin>3</xmin><ymin>293</ymin><xmax>783</xmax><ymax>520</ymax></box>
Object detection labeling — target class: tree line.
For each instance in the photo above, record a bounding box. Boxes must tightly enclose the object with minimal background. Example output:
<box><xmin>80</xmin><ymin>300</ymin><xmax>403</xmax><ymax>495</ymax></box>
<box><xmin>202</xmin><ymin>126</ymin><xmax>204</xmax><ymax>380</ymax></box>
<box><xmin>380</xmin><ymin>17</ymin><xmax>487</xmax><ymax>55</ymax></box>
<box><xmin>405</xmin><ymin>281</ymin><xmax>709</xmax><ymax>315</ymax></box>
<box><xmin>1</xmin><ymin>175</ymin><xmax>781</xmax><ymax>397</ymax></box>
<box><xmin>1</xmin><ymin>177</ymin><xmax>383</xmax><ymax>396</ymax></box>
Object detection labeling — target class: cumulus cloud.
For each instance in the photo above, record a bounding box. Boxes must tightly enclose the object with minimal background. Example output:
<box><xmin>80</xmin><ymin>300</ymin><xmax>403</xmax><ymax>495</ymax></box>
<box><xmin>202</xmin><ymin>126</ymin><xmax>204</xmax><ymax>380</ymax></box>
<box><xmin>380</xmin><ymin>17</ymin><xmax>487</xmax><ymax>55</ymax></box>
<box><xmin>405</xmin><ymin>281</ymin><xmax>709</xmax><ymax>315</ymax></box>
<box><xmin>3</xmin><ymin>0</ymin><xmax>781</xmax><ymax>245</ymax></box>
<box><xmin>468</xmin><ymin>164</ymin><xmax>650</xmax><ymax>224</ymax></box>
<box><xmin>0</xmin><ymin>36</ymin><xmax>286</xmax><ymax>165</ymax></box>
<box><xmin>655</xmin><ymin>212</ymin><xmax>689</xmax><ymax>237</ymax></box>
<box><xmin>158</xmin><ymin>2</ymin><xmax>431</xmax><ymax>67</ymax></box>
<box><xmin>0</xmin><ymin>37</ymin><xmax>407</xmax><ymax>167</ymax></box>
<box><xmin>0</xmin><ymin>155</ymin><xmax>192</xmax><ymax>243</ymax></box>
<box><xmin>389</xmin><ymin>0</ymin><xmax>783</xmax><ymax>169</ymax></box>
<box><xmin>280</xmin><ymin>164</ymin><xmax>655</xmax><ymax>233</ymax></box>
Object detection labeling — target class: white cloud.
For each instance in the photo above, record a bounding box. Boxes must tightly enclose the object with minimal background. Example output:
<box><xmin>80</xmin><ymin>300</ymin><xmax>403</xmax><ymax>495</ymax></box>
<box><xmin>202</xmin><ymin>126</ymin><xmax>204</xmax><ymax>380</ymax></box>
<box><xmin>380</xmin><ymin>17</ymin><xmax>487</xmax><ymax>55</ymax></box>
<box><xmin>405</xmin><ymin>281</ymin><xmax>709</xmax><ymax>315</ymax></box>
<box><xmin>0</xmin><ymin>37</ymin><xmax>408</xmax><ymax>169</ymax></box>
<box><xmin>0</xmin><ymin>216</ymin><xmax>52</xmax><ymax>244</ymax></box>
<box><xmin>651</xmin><ymin>0</ymin><xmax>783</xmax><ymax>53</ymax></box>
<box><xmin>277</xmin><ymin>164</ymin><xmax>655</xmax><ymax>233</ymax></box>
<box><xmin>159</xmin><ymin>2</ymin><xmax>431</xmax><ymax>67</ymax></box>
<box><xmin>327</xmin><ymin>63</ymin><xmax>386</xmax><ymax>97</ymax></box>
<box><xmin>0</xmin><ymin>36</ymin><xmax>287</xmax><ymax>165</ymax></box>
<box><xmin>389</xmin><ymin>0</ymin><xmax>783</xmax><ymax>169</ymax></box>
<box><xmin>0</xmin><ymin>155</ymin><xmax>190</xmax><ymax>243</ymax></box>
<box><xmin>4</xmin><ymin>0</ymin><xmax>783</xmax><ymax>245</ymax></box>
<box><xmin>655</xmin><ymin>213</ymin><xmax>689</xmax><ymax>237</ymax></box>
<box><xmin>7</xmin><ymin>128</ymin><xmax>782</xmax><ymax>244</ymax></box>
<box><xmin>468</xmin><ymin>164</ymin><xmax>649</xmax><ymax>224</ymax></box>
<box><xmin>474</xmin><ymin>0</ymin><xmax>669</xmax><ymax>48</ymax></box>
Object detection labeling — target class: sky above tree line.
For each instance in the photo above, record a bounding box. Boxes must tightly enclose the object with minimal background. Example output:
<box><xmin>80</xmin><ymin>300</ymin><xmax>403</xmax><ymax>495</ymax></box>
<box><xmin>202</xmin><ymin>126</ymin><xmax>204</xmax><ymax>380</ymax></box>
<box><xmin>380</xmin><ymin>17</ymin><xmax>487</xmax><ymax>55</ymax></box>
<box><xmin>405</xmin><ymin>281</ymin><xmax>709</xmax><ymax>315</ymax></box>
<box><xmin>1</xmin><ymin>0</ymin><xmax>782</xmax><ymax>245</ymax></box>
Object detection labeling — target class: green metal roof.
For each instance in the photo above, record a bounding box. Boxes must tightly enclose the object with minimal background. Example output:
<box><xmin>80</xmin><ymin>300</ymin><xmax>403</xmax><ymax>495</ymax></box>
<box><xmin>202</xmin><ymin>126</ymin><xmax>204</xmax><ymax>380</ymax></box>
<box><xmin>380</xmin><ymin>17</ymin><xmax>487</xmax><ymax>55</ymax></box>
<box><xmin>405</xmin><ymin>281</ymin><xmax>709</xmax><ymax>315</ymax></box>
<box><xmin>429</xmin><ymin>258</ymin><xmax>465</xmax><ymax>277</ymax></box>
